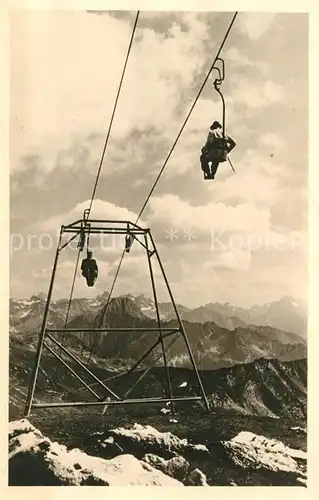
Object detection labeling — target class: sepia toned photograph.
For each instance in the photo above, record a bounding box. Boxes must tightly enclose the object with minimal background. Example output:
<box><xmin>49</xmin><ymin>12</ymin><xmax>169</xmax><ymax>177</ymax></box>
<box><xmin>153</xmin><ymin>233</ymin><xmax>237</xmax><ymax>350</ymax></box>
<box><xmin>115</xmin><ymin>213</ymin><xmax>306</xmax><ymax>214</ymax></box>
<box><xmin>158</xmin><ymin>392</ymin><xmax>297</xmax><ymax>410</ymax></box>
<box><xmin>9</xmin><ymin>9</ymin><xmax>308</xmax><ymax>487</ymax></box>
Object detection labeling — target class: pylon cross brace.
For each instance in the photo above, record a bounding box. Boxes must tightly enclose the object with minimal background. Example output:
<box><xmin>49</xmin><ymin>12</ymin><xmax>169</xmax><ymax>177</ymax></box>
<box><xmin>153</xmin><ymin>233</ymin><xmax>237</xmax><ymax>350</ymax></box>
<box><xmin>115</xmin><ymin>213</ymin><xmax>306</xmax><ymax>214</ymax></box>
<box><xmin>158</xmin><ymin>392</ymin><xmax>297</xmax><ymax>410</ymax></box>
<box><xmin>24</xmin><ymin>218</ymin><xmax>210</xmax><ymax>416</ymax></box>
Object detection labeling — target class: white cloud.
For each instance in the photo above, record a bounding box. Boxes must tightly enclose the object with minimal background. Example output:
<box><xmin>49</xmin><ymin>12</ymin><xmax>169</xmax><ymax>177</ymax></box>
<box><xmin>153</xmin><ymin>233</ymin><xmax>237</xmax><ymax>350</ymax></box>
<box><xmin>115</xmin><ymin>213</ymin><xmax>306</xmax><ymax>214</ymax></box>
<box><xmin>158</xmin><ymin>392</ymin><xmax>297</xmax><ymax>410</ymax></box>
<box><xmin>235</xmin><ymin>149</ymin><xmax>290</xmax><ymax>181</ymax></box>
<box><xmin>164</xmin><ymin>149</ymin><xmax>199</xmax><ymax>177</ymax></box>
<box><xmin>33</xmin><ymin>259</ymin><xmax>76</xmax><ymax>280</ymax></box>
<box><xmin>238</xmin><ymin>13</ymin><xmax>277</xmax><ymax>41</ymax></box>
<box><xmin>10</xmin><ymin>276</ymin><xmax>34</xmax><ymax>299</ymax></box>
<box><xmin>208</xmin><ymin>152</ymin><xmax>283</xmax><ymax>207</ymax></box>
<box><xmin>225</xmin><ymin>47</ymin><xmax>269</xmax><ymax>76</ymax></box>
<box><xmin>258</xmin><ymin>132</ymin><xmax>285</xmax><ymax>150</ymax></box>
<box><xmin>9</xmin><ymin>12</ymin><xmax>308</xmax><ymax>309</ymax></box>
<box><xmin>204</xmin><ymin>248</ymin><xmax>252</xmax><ymax>271</ymax></box>
<box><xmin>34</xmin><ymin>191</ymin><xmax>272</xmax><ymax>258</ymax></box>
<box><xmin>147</xmin><ymin>194</ymin><xmax>271</xmax><ymax>234</ymax></box>
<box><xmin>34</xmin><ymin>199</ymin><xmax>142</xmax><ymax>233</ymax></box>
<box><xmin>11</xmin><ymin>10</ymin><xmax>210</xmax><ymax>174</ymax></box>
<box><xmin>229</xmin><ymin>78</ymin><xmax>283</xmax><ymax>109</ymax></box>
<box><xmin>132</xmin><ymin>178</ymin><xmax>149</xmax><ymax>189</ymax></box>
<box><xmin>32</xmin><ymin>257</ymin><xmax>111</xmax><ymax>297</ymax></box>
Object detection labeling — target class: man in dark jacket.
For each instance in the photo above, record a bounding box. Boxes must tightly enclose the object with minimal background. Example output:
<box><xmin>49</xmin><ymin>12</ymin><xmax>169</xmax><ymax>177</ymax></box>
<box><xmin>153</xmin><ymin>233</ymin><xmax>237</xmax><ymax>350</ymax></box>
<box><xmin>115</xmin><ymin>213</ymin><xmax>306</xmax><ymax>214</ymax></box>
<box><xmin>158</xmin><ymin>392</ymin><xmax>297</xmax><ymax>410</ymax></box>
<box><xmin>200</xmin><ymin>121</ymin><xmax>236</xmax><ymax>179</ymax></box>
<box><xmin>81</xmin><ymin>251</ymin><xmax>98</xmax><ymax>287</ymax></box>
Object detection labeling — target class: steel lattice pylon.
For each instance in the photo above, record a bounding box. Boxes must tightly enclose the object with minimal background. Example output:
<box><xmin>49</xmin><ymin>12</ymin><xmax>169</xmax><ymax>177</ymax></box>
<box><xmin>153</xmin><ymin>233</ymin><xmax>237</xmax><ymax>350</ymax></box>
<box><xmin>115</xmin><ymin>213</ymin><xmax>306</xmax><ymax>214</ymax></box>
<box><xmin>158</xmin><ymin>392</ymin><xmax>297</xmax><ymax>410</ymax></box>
<box><xmin>24</xmin><ymin>217</ymin><xmax>210</xmax><ymax>416</ymax></box>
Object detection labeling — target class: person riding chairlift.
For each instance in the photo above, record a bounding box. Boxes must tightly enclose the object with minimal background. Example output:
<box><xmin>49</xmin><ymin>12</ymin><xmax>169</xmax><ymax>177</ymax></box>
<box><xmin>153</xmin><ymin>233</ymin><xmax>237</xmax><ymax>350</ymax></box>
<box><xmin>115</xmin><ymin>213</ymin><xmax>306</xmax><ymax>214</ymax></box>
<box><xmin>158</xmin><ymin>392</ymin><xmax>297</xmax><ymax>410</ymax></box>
<box><xmin>200</xmin><ymin>121</ymin><xmax>236</xmax><ymax>180</ymax></box>
<box><xmin>81</xmin><ymin>251</ymin><xmax>98</xmax><ymax>287</ymax></box>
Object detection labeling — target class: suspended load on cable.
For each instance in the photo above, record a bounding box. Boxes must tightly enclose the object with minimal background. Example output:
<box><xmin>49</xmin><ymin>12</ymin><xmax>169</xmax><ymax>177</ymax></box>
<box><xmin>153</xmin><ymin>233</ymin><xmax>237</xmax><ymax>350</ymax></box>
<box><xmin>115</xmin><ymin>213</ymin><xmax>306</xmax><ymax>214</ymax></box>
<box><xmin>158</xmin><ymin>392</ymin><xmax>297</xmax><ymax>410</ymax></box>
<box><xmin>78</xmin><ymin>209</ymin><xmax>98</xmax><ymax>287</ymax></box>
<box><xmin>125</xmin><ymin>232</ymin><xmax>134</xmax><ymax>253</ymax></box>
<box><xmin>200</xmin><ymin>121</ymin><xmax>236</xmax><ymax>180</ymax></box>
<box><xmin>81</xmin><ymin>251</ymin><xmax>98</xmax><ymax>287</ymax></box>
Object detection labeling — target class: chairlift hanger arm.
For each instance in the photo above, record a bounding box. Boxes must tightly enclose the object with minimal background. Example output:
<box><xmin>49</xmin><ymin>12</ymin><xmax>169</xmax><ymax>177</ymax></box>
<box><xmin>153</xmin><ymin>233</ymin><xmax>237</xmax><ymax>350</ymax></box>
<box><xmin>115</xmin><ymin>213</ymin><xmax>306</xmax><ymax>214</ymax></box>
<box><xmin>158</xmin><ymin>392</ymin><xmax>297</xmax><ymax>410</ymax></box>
<box><xmin>212</xmin><ymin>57</ymin><xmax>225</xmax><ymax>86</ymax></box>
<box><xmin>212</xmin><ymin>58</ymin><xmax>226</xmax><ymax>137</ymax></box>
<box><xmin>135</xmin><ymin>12</ymin><xmax>238</xmax><ymax>224</ymax></box>
<box><xmin>207</xmin><ymin>55</ymin><xmax>237</xmax><ymax>178</ymax></box>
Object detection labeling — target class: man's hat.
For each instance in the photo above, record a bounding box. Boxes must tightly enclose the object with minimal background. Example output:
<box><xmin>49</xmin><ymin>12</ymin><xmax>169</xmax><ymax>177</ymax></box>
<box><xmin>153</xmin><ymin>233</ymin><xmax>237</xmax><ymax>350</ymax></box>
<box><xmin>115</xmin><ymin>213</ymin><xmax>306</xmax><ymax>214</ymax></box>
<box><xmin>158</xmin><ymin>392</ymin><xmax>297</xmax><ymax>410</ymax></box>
<box><xmin>211</xmin><ymin>120</ymin><xmax>222</xmax><ymax>129</ymax></box>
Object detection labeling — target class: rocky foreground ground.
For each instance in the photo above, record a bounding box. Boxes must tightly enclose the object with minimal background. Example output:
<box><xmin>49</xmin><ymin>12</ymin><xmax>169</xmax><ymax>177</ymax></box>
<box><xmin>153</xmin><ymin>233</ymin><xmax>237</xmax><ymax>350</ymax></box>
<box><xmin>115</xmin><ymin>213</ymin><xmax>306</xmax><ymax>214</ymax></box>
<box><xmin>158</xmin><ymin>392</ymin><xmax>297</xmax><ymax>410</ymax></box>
<box><xmin>9</xmin><ymin>417</ymin><xmax>307</xmax><ymax>486</ymax></box>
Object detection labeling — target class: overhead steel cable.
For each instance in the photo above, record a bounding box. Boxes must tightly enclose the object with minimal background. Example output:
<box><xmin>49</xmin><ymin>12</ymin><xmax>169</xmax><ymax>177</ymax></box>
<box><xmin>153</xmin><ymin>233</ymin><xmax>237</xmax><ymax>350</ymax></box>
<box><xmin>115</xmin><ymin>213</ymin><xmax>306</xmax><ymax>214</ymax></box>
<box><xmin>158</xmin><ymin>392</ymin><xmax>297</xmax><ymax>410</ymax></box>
<box><xmin>135</xmin><ymin>11</ymin><xmax>238</xmax><ymax>224</ymax></box>
<box><xmin>93</xmin><ymin>12</ymin><xmax>239</xmax><ymax>366</ymax></box>
<box><xmin>88</xmin><ymin>11</ymin><xmax>140</xmax><ymax>216</ymax></box>
<box><xmin>85</xmin><ymin>248</ymin><xmax>125</xmax><ymax>368</ymax></box>
<box><xmin>80</xmin><ymin>14</ymin><xmax>140</xmax><ymax>371</ymax></box>
<box><xmin>55</xmin><ymin>12</ymin><xmax>140</xmax><ymax>380</ymax></box>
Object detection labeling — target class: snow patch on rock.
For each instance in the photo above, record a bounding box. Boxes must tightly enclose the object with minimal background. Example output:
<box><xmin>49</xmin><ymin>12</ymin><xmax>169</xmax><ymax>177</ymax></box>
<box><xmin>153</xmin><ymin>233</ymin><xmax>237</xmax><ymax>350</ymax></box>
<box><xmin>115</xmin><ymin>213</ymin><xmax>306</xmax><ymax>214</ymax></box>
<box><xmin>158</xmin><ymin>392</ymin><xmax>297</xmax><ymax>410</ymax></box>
<box><xmin>108</xmin><ymin>423</ymin><xmax>209</xmax><ymax>456</ymax></box>
<box><xmin>9</xmin><ymin>419</ymin><xmax>184</xmax><ymax>486</ymax></box>
<box><xmin>291</xmin><ymin>426</ymin><xmax>306</xmax><ymax>433</ymax></box>
<box><xmin>160</xmin><ymin>408</ymin><xmax>170</xmax><ymax>415</ymax></box>
<box><xmin>223</xmin><ymin>431</ymin><xmax>307</xmax><ymax>479</ymax></box>
<box><xmin>9</xmin><ymin>418</ymin><xmax>37</xmax><ymax>440</ymax></box>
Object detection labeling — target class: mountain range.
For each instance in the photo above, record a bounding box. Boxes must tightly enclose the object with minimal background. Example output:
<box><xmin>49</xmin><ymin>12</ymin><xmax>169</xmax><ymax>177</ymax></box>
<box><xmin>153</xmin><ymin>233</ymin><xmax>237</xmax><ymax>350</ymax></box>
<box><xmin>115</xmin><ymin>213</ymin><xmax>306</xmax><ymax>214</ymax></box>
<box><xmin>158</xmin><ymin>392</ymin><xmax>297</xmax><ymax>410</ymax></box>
<box><xmin>8</xmin><ymin>292</ymin><xmax>308</xmax><ymax>487</ymax></box>
<box><xmin>9</xmin><ymin>291</ymin><xmax>307</xmax><ymax>380</ymax></box>
<box><xmin>10</xmin><ymin>320</ymin><xmax>307</xmax><ymax>421</ymax></box>
<box><xmin>10</xmin><ymin>292</ymin><xmax>307</xmax><ymax>337</ymax></box>
<box><xmin>9</xmin><ymin>292</ymin><xmax>307</xmax><ymax>425</ymax></box>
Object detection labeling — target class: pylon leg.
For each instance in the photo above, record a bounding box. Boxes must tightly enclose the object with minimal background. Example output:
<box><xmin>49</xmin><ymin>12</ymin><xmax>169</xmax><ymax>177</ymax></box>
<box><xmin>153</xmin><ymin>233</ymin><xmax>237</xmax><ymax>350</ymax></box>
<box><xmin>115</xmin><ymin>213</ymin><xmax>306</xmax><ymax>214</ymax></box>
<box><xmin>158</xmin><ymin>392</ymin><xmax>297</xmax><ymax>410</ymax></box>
<box><xmin>144</xmin><ymin>234</ymin><xmax>175</xmax><ymax>415</ymax></box>
<box><xmin>148</xmin><ymin>232</ymin><xmax>210</xmax><ymax>412</ymax></box>
<box><xmin>23</xmin><ymin>220</ymin><xmax>210</xmax><ymax>414</ymax></box>
<box><xmin>24</xmin><ymin>230</ymin><xmax>63</xmax><ymax>416</ymax></box>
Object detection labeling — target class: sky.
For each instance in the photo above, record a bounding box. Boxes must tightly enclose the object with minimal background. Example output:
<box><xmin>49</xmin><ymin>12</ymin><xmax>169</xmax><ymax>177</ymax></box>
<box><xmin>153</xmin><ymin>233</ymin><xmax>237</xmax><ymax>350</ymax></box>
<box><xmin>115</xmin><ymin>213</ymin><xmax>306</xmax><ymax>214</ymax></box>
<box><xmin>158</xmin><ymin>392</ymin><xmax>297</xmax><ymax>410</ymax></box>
<box><xmin>9</xmin><ymin>10</ymin><xmax>308</xmax><ymax>308</ymax></box>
